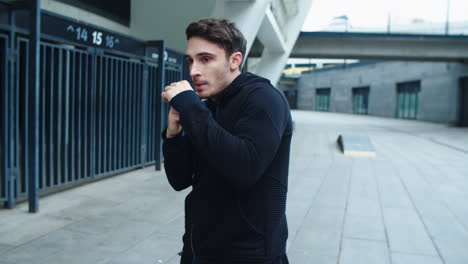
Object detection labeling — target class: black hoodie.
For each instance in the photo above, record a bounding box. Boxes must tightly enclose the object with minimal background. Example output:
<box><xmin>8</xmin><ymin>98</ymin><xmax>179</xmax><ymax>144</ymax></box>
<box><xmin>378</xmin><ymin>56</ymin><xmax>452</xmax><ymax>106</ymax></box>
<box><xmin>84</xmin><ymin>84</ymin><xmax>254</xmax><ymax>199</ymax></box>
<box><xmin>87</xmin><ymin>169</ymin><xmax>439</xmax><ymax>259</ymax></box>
<box><xmin>162</xmin><ymin>72</ymin><xmax>292</xmax><ymax>263</ymax></box>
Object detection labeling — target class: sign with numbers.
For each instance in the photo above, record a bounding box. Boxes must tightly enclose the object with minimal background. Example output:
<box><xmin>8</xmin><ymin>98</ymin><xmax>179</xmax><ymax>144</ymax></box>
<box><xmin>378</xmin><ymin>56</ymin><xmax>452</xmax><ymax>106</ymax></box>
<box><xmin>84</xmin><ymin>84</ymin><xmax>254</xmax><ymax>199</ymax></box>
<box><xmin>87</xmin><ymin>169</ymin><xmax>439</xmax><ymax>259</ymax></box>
<box><xmin>15</xmin><ymin>10</ymin><xmax>146</xmax><ymax>56</ymax></box>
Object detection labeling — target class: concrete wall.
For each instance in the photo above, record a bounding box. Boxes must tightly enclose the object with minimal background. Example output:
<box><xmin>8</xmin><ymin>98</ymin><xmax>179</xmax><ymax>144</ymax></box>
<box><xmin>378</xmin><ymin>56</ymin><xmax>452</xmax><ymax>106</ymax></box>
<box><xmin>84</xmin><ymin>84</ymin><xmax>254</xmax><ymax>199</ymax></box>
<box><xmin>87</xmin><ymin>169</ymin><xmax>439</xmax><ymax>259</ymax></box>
<box><xmin>295</xmin><ymin>61</ymin><xmax>468</xmax><ymax>123</ymax></box>
<box><xmin>41</xmin><ymin>0</ymin><xmax>131</xmax><ymax>35</ymax></box>
<box><xmin>130</xmin><ymin>0</ymin><xmax>216</xmax><ymax>52</ymax></box>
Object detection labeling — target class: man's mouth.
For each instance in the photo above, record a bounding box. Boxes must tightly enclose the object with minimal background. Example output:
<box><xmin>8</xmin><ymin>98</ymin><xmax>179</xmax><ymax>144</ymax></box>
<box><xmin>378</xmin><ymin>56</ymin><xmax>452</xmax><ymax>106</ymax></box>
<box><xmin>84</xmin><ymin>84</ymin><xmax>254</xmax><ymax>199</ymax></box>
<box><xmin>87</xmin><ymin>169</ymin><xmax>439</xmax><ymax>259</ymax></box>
<box><xmin>194</xmin><ymin>82</ymin><xmax>207</xmax><ymax>90</ymax></box>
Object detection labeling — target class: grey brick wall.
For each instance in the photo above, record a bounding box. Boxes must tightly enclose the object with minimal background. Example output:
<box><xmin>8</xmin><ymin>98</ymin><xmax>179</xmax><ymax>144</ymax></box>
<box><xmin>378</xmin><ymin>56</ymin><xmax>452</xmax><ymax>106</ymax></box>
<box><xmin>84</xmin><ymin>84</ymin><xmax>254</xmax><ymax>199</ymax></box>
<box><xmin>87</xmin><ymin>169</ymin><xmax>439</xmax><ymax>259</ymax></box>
<box><xmin>294</xmin><ymin>61</ymin><xmax>468</xmax><ymax>123</ymax></box>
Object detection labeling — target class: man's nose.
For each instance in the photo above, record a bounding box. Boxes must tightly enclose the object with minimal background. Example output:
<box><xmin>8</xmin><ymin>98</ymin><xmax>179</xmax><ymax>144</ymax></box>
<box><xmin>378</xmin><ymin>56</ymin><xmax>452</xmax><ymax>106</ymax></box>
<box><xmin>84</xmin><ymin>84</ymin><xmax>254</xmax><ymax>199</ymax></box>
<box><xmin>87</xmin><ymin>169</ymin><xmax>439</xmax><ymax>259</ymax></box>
<box><xmin>190</xmin><ymin>63</ymin><xmax>200</xmax><ymax>78</ymax></box>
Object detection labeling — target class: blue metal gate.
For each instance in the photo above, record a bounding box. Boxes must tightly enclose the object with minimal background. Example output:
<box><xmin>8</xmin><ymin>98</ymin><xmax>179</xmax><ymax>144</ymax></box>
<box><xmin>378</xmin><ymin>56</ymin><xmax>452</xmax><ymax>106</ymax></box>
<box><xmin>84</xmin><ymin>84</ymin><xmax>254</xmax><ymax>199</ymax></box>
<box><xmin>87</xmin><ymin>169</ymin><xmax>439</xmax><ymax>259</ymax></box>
<box><xmin>0</xmin><ymin>5</ymin><xmax>186</xmax><ymax>209</ymax></box>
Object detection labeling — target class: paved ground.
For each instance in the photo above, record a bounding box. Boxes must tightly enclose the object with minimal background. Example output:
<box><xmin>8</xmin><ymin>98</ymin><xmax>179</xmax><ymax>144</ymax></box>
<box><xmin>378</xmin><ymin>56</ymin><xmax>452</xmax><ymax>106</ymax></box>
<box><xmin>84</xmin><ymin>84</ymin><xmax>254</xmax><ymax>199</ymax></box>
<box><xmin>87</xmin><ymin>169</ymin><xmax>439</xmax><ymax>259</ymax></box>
<box><xmin>1</xmin><ymin>110</ymin><xmax>467</xmax><ymax>264</ymax></box>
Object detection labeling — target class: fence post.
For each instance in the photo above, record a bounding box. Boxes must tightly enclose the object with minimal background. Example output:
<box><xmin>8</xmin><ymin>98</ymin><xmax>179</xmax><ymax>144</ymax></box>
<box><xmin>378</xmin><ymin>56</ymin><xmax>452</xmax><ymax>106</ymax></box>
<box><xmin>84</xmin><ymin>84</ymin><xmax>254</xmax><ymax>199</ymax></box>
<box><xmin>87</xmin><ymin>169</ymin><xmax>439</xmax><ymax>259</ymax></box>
<box><xmin>154</xmin><ymin>41</ymin><xmax>165</xmax><ymax>171</ymax></box>
<box><xmin>28</xmin><ymin>0</ymin><xmax>41</xmax><ymax>213</ymax></box>
<box><xmin>5</xmin><ymin>8</ymin><xmax>15</xmax><ymax>209</ymax></box>
<box><xmin>140</xmin><ymin>65</ymin><xmax>148</xmax><ymax>167</ymax></box>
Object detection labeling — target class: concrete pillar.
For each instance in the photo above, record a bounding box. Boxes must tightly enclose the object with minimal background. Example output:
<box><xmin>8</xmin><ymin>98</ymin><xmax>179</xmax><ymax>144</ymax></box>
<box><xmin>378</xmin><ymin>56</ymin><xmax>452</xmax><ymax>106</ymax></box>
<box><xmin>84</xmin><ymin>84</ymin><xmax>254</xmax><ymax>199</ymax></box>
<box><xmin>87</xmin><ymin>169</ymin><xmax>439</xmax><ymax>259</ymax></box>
<box><xmin>255</xmin><ymin>0</ymin><xmax>314</xmax><ymax>86</ymax></box>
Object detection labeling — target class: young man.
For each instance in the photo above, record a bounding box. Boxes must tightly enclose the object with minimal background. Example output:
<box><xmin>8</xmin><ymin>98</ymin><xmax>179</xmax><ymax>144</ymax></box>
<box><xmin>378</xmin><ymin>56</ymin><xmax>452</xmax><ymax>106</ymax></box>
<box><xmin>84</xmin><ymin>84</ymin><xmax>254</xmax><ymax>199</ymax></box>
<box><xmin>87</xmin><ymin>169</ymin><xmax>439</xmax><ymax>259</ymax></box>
<box><xmin>161</xmin><ymin>19</ymin><xmax>292</xmax><ymax>264</ymax></box>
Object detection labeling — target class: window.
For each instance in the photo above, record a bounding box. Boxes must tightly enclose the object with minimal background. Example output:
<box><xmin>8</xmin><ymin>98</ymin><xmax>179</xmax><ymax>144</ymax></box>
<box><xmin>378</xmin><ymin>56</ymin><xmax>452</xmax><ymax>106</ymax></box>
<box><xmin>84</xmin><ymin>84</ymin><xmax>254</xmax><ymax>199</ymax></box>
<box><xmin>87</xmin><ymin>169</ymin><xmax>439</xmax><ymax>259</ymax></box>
<box><xmin>315</xmin><ymin>88</ymin><xmax>331</xmax><ymax>112</ymax></box>
<box><xmin>396</xmin><ymin>81</ymin><xmax>420</xmax><ymax>119</ymax></box>
<box><xmin>352</xmin><ymin>86</ymin><xmax>370</xmax><ymax>115</ymax></box>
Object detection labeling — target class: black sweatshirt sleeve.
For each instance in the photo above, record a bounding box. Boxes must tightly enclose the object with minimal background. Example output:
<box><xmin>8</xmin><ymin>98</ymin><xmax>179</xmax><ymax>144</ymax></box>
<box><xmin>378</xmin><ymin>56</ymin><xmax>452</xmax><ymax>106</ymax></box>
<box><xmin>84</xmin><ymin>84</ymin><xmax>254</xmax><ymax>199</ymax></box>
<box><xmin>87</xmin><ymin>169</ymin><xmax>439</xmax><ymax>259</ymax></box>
<box><xmin>170</xmin><ymin>88</ymin><xmax>289</xmax><ymax>192</ymax></box>
<box><xmin>162</xmin><ymin>129</ymin><xmax>194</xmax><ymax>191</ymax></box>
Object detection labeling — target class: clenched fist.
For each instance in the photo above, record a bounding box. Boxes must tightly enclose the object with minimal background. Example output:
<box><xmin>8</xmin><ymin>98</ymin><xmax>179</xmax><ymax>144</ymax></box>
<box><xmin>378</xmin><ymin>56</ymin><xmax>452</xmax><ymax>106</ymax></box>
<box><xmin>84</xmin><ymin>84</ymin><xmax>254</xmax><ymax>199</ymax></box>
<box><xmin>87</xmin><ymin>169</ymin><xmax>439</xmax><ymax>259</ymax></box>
<box><xmin>161</xmin><ymin>80</ymin><xmax>193</xmax><ymax>103</ymax></box>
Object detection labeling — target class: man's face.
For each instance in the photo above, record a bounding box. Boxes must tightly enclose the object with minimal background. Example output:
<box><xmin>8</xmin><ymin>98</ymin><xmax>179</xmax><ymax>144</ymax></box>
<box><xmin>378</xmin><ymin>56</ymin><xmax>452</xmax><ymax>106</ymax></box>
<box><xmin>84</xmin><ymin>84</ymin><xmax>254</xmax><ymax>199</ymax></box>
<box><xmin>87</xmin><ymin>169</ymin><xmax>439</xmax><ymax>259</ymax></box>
<box><xmin>185</xmin><ymin>36</ymin><xmax>237</xmax><ymax>100</ymax></box>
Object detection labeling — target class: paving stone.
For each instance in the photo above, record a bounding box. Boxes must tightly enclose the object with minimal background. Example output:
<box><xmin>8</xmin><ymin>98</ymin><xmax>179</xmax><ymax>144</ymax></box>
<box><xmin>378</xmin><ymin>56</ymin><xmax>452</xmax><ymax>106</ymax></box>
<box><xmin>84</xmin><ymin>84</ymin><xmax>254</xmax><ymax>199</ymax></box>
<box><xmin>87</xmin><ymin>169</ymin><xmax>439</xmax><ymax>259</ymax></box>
<box><xmin>343</xmin><ymin>215</ymin><xmax>386</xmax><ymax>241</ymax></box>
<box><xmin>0</xmin><ymin>243</ymin><xmax>12</xmax><ymax>254</ymax></box>
<box><xmin>339</xmin><ymin>238</ymin><xmax>390</xmax><ymax>264</ymax></box>
<box><xmin>287</xmin><ymin>249</ymin><xmax>337</xmax><ymax>264</ymax></box>
<box><xmin>105</xmin><ymin>233</ymin><xmax>181</xmax><ymax>264</ymax></box>
<box><xmin>347</xmin><ymin>197</ymin><xmax>382</xmax><ymax>218</ymax></box>
<box><xmin>391</xmin><ymin>252</ymin><xmax>443</xmax><ymax>264</ymax></box>
<box><xmin>1</xmin><ymin>229</ymin><xmax>98</xmax><ymax>264</ymax></box>
<box><xmin>290</xmin><ymin>207</ymin><xmax>344</xmax><ymax>256</ymax></box>
<box><xmin>64</xmin><ymin>214</ymin><xmax>127</xmax><ymax>235</ymax></box>
<box><xmin>349</xmin><ymin>159</ymin><xmax>378</xmax><ymax>201</ymax></box>
<box><xmin>46</xmin><ymin>196</ymin><xmax>121</xmax><ymax>221</ymax></box>
<box><xmin>383</xmin><ymin>208</ymin><xmax>438</xmax><ymax>256</ymax></box>
<box><xmin>373</xmin><ymin>161</ymin><xmax>413</xmax><ymax>210</ymax></box>
<box><xmin>0</xmin><ymin>213</ymin><xmax>72</xmax><ymax>246</ymax></box>
<box><xmin>312</xmin><ymin>163</ymin><xmax>351</xmax><ymax>209</ymax></box>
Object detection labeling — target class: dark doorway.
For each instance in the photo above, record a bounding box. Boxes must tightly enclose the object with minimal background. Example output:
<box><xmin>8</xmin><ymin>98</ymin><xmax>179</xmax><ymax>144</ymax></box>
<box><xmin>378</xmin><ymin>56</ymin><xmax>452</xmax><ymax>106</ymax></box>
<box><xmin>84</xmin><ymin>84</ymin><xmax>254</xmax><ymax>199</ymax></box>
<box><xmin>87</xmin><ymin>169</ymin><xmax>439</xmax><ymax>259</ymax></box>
<box><xmin>459</xmin><ymin>77</ymin><xmax>468</xmax><ymax>127</ymax></box>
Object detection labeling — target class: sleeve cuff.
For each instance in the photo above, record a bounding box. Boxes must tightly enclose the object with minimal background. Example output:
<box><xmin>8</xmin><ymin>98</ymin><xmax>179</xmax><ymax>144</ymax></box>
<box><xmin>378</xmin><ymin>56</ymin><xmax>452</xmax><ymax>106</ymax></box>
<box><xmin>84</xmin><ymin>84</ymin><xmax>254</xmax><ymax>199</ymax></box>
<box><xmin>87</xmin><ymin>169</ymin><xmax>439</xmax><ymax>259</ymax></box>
<box><xmin>170</xmin><ymin>90</ymin><xmax>200</xmax><ymax>113</ymax></box>
<box><xmin>161</xmin><ymin>128</ymin><xmax>183</xmax><ymax>141</ymax></box>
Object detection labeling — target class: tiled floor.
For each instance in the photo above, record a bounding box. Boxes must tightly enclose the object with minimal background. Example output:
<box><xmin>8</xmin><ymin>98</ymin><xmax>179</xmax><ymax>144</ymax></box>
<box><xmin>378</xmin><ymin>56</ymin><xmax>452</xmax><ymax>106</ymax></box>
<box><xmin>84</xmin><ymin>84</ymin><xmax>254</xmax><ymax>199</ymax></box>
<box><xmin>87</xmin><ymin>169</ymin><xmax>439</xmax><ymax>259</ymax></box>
<box><xmin>1</xmin><ymin>110</ymin><xmax>467</xmax><ymax>264</ymax></box>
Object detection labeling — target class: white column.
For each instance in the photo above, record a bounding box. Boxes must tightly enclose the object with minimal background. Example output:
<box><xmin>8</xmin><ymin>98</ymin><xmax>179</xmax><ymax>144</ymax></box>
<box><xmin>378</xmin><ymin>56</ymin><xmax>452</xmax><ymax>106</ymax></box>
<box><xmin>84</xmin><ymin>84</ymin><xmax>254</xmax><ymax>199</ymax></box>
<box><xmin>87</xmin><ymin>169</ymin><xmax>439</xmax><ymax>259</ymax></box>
<box><xmin>255</xmin><ymin>0</ymin><xmax>314</xmax><ymax>86</ymax></box>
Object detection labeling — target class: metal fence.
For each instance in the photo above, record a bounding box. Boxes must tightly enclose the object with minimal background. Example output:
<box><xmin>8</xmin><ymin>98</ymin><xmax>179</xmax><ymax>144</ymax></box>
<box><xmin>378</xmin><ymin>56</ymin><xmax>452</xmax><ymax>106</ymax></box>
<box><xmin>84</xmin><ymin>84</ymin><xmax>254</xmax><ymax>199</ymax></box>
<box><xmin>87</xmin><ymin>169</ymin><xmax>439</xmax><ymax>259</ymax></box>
<box><xmin>1</xmin><ymin>5</ymin><xmax>186</xmax><ymax>208</ymax></box>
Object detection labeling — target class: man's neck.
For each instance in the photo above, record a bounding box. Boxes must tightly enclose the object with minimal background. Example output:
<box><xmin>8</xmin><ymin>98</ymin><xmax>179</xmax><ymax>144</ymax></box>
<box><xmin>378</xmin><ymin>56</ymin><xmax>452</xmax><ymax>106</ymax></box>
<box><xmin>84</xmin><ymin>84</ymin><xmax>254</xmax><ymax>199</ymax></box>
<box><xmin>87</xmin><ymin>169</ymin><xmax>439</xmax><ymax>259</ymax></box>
<box><xmin>211</xmin><ymin>71</ymin><xmax>241</xmax><ymax>103</ymax></box>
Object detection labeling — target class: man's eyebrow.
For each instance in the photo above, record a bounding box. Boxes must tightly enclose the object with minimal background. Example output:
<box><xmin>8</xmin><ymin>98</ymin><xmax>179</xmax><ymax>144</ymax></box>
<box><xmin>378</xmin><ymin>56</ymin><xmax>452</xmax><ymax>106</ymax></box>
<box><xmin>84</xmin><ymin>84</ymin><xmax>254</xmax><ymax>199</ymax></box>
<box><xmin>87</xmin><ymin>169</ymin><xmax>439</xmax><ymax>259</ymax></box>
<box><xmin>185</xmin><ymin>52</ymin><xmax>216</xmax><ymax>59</ymax></box>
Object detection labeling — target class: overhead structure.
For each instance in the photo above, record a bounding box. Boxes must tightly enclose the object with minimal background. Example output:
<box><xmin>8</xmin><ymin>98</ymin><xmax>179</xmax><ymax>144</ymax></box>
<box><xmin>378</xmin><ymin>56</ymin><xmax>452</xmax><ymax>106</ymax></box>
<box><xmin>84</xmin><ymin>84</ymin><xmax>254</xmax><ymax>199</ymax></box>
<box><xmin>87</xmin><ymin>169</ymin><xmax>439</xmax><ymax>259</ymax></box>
<box><xmin>129</xmin><ymin>0</ymin><xmax>314</xmax><ymax>86</ymax></box>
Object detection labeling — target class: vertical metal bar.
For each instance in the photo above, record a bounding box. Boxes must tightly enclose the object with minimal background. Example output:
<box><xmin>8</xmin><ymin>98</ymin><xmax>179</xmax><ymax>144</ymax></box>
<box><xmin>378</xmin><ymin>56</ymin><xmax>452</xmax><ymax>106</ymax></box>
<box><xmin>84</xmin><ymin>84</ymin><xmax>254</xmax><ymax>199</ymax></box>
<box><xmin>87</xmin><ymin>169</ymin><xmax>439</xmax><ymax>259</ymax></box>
<box><xmin>112</xmin><ymin>58</ymin><xmax>117</xmax><ymax>171</ymax></box>
<box><xmin>1</xmin><ymin>35</ymin><xmax>7</xmax><ymax>204</ymax></box>
<box><xmin>129</xmin><ymin>62</ymin><xmax>133</xmax><ymax>167</ymax></box>
<box><xmin>48</xmin><ymin>47</ymin><xmax>54</xmax><ymax>187</ymax></box>
<box><xmin>56</xmin><ymin>48</ymin><xmax>62</xmax><ymax>186</ymax></box>
<box><xmin>118</xmin><ymin>59</ymin><xmax>123</xmax><ymax>170</ymax></box>
<box><xmin>116</xmin><ymin>59</ymin><xmax>123</xmax><ymax>169</ymax></box>
<box><xmin>90</xmin><ymin>52</ymin><xmax>96</xmax><ymax>179</ymax></box>
<box><xmin>136</xmin><ymin>64</ymin><xmax>141</xmax><ymax>165</ymax></box>
<box><xmin>96</xmin><ymin>55</ymin><xmax>102</xmax><ymax>175</ymax></box>
<box><xmin>106</xmin><ymin>57</ymin><xmax>111</xmax><ymax>172</ymax></box>
<box><xmin>69</xmin><ymin>51</ymin><xmax>75</xmax><ymax>183</ymax></box>
<box><xmin>21</xmin><ymin>39</ymin><xmax>30</xmax><ymax>196</ymax></box>
<box><xmin>146</xmin><ymin>68</ymin><xmax>151</xmax><ymax>163</ymax></box>
<box><xmin>6</xmin><ymin>12</ymin><xmax>15</xmax><ymax>208</ymax></box>
<box><xmin>155</xmin><ymin>41</ymin><xmax>165</xmax><ymax>170</ymax></box>
<box><xmin>77</xmin><ymin>52</ymin><xmax>82</xmax><ymax>180</ymax></box>
<box><xmin>123</xmin><ymin>61</ymin><xmax>128</xmax><ymax>168</ymax></box>
<box><xmin>113</xmin><ymin>59</ymin><xmax>118</xmax><ymax>170</ymax></box>
<box><xmin>40</xmin><ymin>45</ymin><xmax>46</xmax><ymax>189</ymax></box>
<box><xmin>103</xmin><ymin>56</ymin><xmax>108</xmax><ymax>174</ymax></box>
<box><xmin>83</xmin><ymin>53</ymin><xmax>89</xmax><ymax>178</ymax></box>
<box><xmin>109</xmin><ymin>58</ymin><xmax>114</xmax><ymax>171</ymax></box>
<box><xmin>131</xmin><ymin>62</ymin><xmax>136</xmax><ymax>166</ymax></box>
<box><xmin>140</xmin><ymin>64</ymin><xmax>147</xmax><ymax>166</ymax></box>
<box><xmin>28</xmin><ymin>0</ymin><xmax>41</xmax><ymax>213</ymax></box>
<box><xmin>63</xmin><ymin>49</ymin><xmax>69</xmax><ymax>184</ymax></box>
<box><xmin>124</xmin><ymin>62</ymin><xmax>128</xmax><ymax>165</ymax></box>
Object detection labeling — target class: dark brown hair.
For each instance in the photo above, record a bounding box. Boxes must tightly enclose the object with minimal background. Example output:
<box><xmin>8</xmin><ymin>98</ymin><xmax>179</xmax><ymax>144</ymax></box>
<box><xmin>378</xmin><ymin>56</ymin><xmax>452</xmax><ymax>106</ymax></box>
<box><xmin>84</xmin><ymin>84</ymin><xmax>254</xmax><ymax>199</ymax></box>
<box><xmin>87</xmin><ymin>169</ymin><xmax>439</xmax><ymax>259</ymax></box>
<box><xmin>186</xmin><ymin>18</ymin><xmax>247</xmax><ymax>70</ymax></box>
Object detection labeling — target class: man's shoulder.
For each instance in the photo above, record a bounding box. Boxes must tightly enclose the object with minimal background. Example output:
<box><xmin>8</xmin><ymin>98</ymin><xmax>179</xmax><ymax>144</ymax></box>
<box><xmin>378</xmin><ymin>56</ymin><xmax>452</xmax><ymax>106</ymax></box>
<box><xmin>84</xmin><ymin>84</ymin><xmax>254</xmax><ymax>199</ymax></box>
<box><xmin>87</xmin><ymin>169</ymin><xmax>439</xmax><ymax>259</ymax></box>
<box><xmin>242</xmin><ymin>80</ymin><xmax>287</xmax><ymax>106</ymax></box>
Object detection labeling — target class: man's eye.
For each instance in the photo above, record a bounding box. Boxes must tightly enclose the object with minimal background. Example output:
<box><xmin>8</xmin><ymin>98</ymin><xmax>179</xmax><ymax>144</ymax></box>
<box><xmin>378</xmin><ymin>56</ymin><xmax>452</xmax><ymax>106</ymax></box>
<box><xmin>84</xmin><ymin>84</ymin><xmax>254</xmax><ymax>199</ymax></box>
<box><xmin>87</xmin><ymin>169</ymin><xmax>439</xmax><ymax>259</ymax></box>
<box><xmin>202</xmin><ymin>57</ymin><xmax>210</xmax><ymax>63</ymax></box>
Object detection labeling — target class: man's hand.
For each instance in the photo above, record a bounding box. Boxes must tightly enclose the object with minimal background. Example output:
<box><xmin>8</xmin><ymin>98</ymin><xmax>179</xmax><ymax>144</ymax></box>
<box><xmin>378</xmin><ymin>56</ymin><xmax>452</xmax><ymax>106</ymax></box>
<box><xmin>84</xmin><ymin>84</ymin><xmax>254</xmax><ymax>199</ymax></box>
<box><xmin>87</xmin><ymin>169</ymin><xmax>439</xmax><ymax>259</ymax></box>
<box><xmin>166</xmin><ymin>107</ymin><xmax>182</xmax><ymax>138</ymax></box>
<box><xmin>161</xmin><ymin>80</ymin><xmax>193</xmax><ymax>103</ymax></box>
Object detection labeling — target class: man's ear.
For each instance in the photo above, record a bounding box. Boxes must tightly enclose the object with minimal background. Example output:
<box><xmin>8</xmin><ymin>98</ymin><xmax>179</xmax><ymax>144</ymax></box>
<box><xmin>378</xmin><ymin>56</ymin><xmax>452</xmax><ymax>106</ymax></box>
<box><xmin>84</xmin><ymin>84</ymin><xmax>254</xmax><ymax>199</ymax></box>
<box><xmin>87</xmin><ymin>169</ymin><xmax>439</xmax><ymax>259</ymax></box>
<box><xmin>230</xmin><ymin>52</ymin><xmax>243</xmax><ymax>71</ymax></box>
